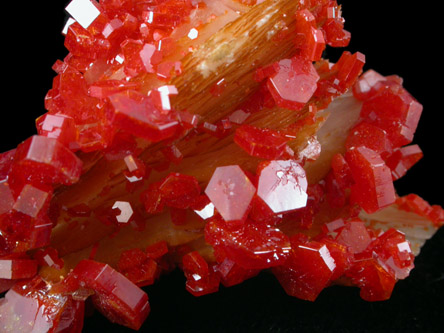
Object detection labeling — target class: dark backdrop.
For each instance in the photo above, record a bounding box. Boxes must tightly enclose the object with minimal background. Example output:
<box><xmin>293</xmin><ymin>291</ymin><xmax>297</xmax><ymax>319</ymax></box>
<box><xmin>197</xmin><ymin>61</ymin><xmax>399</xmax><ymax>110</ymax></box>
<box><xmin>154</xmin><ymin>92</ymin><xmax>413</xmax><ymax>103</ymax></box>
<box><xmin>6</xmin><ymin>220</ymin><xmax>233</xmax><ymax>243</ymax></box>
<box><xmin>1</xmin><ymin>1</ymin><xmax>442</xmax><ymax>332</ymax></box>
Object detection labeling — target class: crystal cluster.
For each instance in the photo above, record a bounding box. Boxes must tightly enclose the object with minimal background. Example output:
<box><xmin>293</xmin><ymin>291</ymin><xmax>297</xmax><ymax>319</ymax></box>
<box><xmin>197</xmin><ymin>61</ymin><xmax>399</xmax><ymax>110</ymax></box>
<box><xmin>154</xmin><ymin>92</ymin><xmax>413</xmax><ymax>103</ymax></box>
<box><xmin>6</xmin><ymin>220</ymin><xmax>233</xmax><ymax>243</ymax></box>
<box><xmin>0</xmin><ymin>0</ymin><xmax>442</xmax><ymax>331</ymax></box>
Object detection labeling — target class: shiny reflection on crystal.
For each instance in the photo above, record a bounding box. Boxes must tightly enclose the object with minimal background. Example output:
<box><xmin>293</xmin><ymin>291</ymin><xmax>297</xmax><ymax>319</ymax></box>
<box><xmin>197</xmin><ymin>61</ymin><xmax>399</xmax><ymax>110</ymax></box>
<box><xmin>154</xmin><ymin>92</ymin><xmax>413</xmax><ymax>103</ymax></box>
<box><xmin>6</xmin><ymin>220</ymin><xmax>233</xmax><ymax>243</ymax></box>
<box><xmin>65</xmin><ymin>0</ymin><xmax>101</xmax><ymax>29</ymax></box>
<box><xmin>257</xmin><ymin>160</ymin><xmax>308</xmax><ymax>214</ymax></box>
<box><xmin>188</xmin><ymin>28</ymin><xmax>199</xmax><ymax>40</ymax></box>
<box><xmin>112</xmin><ymin>201</ymin><xmax>134</xmax><ymax>223</ymax></box>
<box><xmin>194</xmin><ymin>202</ymin><xmax>215</xmax><ymax>220</ymax></box>
<box><xmin>205</xmin><ymin>165</ymin><xmax>255</xmax><ymax>223</ymax></box>
<box><xmin>62</xmin><ymin>17</ymin><xmax>76</xmax><ymax>35</ymax></box>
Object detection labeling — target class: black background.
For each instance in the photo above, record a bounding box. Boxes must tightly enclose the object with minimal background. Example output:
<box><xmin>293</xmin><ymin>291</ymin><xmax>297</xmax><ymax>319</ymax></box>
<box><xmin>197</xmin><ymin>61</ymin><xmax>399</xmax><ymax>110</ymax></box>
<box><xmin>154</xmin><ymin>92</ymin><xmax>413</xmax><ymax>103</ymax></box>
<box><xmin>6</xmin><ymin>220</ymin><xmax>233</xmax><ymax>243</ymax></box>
<box><xmin>1</xmin><ymin>1</ymin><xmax>443</xmax><ymax>332</ymax></box>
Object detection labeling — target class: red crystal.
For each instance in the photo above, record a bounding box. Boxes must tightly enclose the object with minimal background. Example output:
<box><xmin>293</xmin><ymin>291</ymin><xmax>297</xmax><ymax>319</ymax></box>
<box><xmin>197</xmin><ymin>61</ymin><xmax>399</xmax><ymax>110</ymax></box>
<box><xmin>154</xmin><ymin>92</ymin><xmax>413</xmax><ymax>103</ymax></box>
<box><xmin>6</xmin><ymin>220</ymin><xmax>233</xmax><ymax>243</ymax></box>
<box><xmin>345</xmin><ymin>146</ymin><xmax>396</xmax><ymax>213</ymax></box>
<box><xmin>205</xmin><ymin>218</ymin><xmax>291</xmax><ymax>270</ymax></box>
<box><xmin>325</xmin><ymin>171</ymin><xmax>346</xmax><ymax>208</ymax></box>
<box><xmin>182</xmin><ymin>251</ymin><xmax>220</xmax><ymax>296</ymax></box>
<box><xmin>366</xmin><ymin>228</ymin><xmax>414</xmax><ymax>280</ymax></box>
<box><xmin>384</xmin><ymin>145</ymin><xmax>423</xmax><ymax>180</ymax></box>
<box><xmin>65</xmin><ymin>22</ymin><xmax>111</xmax><ymax>60</ymax></box>
<box><xmin>12</xmin><ymin>184</ymin><xmax>51</xmax><ymax>219</ymax></box>
<box><xmin>294</xmin><ymin>9</ymin><xmax>325</xmax><ymax>61</ymax></box>
<box><xmin>215</xmin><ymin>257</ymin><xmax>259</xmax><ymax>287</ymax></box>
<box><xmin>36</xmin><ymin>113</ymin><xmax>77</xmax><ymax>147</ymax></box>
<box><xmin>335</xmin><ymin>219</ymin><xmax>372</xmax><ymax>254</ymax></box>
<box><xmin>323</xmin><ymin>17</ymin><xmax>351</xmax><ymax>47</ymax></box>
<box><xmin>159</xmin><ymin>173</ymin><xmax>200</xmax><ymax>209</ymax></box>
<box><xmin>141</xmin><ymin>172</ymin><xmax>200</xmax><ymax>214</ymax></box>
<box><xmin>0</xmin><ymin>276</ymin><xmax>85</xmax><ymax>332</ymax></box>
<box><xmin>34</xmin><ymin>247</ymin><xmax>64</xmax><ymax>270</ymax></box>
<box><xmin>145</xmin><ymin>241</ymin><xmax>169</xmax><ymax>260</ymax></box>
<box><xmin>330</xmin><ymin>153</ymin><xmax>354</xmax><ymax>190</ymax></box>
<box><xmin>121</xmin><ymin>39</ymin><xmax>162</xmax><ymax>76</ymax></box>
<box><xmin>205</xmin><ymin>165</ymin><xmax>256</xmax><ymax>225</ymax></box>
<box><xmin>124</xmin><ymin>154</ymin><xmax>147</xmax><ymax>182</ymax></box>
<box><xmin>346</xmin><ymin>255</ymin><xmax>396</xmax><ymax>302</ymax></box>
<box><xmin>330</xmin><ymin>51</ymin><xmax>365</xmax><ymax>93</ymax></box>
<box><xmin>12</xmin><ymin>135</ymin><xmax>83</xmax><ymax>187</ymax></box>
<box><xmin>352</xmin><ymin>69</ymin><xmax>386</xmax><ymax>101</ymax></box>
<box><xmin>108</xmin><ymin>90</ymin><xmax>179</xmax><ymax>142</ymax></box>
<box><xmin>360</xmin><ymin>83</ymin><xmax>423</xmax><ymax>148</ymax></box>
<box><xmin>88</xmin><ymin>79</ymin><xmax>141</xmax><ymax>99</ymax></box>
<box><xmin>267</xmin><ymin>56</ymin><xmax>320</xmax><ymax>110</ymax></box>
<box><xmin>234</xmin><ymin>125</ymin><xmax>289</xmax><ymax>160</ymax></box>
<box><xmin>0</xmin><ymin>256</ymin><xmax>38</xmax><ymax>279</ymax></box>
<box><xmin>0</xmin><ymin>150</ymin><xmax>15</xmax><ymax>181</ymax></box>
<box><xmin>346</xmin><ymin>121</ymin><xmax>393</xmax><ymax>159</ymax></box>
<box><xmin>118</xmin><ymin>248</ymin><xmax>159</xmax><ymax>287</ymax></box>
<box><xmin>273</xmin><ymin>238</ymin><xmax>336</xmax><ymax>301</ymax></box>
<box><xmin>256</xmin><ymin>160</ymin><xmax>308</xmax><ymax>214</ymax></box>
<box><xmin>397</xmin><ymin>194</ymin><xmax>444</xmax><ymax>227</ymax></box>
<box><xmin>161</xmin><ymin>144</ymin><xmax>183</xmax><ymax>165</ymax></box>
<box><xmin>69</xmin><ymin>259</ymin><xmax>150</xmax><ymax>330</ymax></box>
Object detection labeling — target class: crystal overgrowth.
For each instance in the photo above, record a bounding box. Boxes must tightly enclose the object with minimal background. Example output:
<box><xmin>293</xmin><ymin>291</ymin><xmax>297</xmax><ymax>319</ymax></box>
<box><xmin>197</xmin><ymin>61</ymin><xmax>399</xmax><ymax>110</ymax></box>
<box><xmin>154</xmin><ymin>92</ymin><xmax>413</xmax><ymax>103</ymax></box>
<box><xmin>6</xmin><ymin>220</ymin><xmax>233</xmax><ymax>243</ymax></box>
<box><xmin>0</xmin><ymin>0</ymin><xmax>442</xmax><ymax>331</ymax></box>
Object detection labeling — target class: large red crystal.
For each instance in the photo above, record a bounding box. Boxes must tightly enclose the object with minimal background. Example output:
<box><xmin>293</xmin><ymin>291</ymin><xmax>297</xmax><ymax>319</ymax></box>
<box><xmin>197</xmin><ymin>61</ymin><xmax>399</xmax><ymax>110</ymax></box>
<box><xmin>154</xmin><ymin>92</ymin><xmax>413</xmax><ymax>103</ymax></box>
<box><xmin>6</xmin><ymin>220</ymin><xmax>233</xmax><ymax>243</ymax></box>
<box><xmin>12</xmin><ymin>135</ymin><xmax>83</xmax><ymax>187</ymax></box>
<box><xmin>67</xmin><ymin>259</ymin><xmax>150</xmax><ymax>330</ymax></box>
<box><xmin>205</xmin><ymin>165</ymin><xmax>256</xmax><ymax>225</ymax></box>
<box><xmin>273</xmin><ymin>238</ymin><xmax>336</xmax><ymax>301</ymax></box>
<box><xmin>256</xmin><ymin>159</ymin><xmax>308</xmax><ymax>214</ymax></box>
<box><xmin>107</xmin><ymin>90</ymin><xmax>179</xmax><ymax>142</ymax></box>
<box><xmin>345</xmin><ymin>146</ymin><xmax>395</xmax><ymax>213</ymax></box>
<box><xmin>266</xmin><ymin>56</ymin><xmax>320</xmax><ymax>110</ymax></box>
<box><xmin>360</xmin><ymin>83</ymin><xmax>422</xmax><ymax>148</ymax></box>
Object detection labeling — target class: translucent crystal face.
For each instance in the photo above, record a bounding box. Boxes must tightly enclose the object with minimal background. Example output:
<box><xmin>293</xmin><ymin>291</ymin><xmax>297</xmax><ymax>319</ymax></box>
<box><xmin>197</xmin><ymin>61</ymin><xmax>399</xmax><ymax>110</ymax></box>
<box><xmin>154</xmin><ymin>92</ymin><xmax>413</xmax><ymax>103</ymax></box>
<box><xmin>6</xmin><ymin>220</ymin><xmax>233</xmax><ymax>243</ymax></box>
<box><xmin>205</xmin><ymin>165</ymin><xmax>256</xmax><ymax>224</ymax></box>
<box><xmin>257</xmin><ymin>160</ymin><xmax>308</xmax><ymax>214</ymax></box>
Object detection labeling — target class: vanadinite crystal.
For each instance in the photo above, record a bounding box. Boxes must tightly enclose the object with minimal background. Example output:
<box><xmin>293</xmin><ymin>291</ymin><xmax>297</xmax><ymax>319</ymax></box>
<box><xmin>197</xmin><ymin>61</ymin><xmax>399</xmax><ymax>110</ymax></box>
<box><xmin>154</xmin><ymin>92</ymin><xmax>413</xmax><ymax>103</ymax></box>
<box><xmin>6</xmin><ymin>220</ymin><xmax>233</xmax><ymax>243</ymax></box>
<box><xmin>0</xmin><ymin>0</ymin><xmax>441</xmax><ymax>331</ymax></box>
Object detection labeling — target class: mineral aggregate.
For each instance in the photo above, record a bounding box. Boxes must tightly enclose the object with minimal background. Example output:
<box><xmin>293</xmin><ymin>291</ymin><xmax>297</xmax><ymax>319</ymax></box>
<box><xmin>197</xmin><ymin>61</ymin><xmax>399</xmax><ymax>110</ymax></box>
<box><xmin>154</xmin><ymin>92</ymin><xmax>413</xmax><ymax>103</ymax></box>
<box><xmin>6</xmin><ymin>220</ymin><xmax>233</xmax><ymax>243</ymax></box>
<box><xmin>0</xmin><ymin>0</ymin><xmax>442</xmax><ymax>331</ymax></box>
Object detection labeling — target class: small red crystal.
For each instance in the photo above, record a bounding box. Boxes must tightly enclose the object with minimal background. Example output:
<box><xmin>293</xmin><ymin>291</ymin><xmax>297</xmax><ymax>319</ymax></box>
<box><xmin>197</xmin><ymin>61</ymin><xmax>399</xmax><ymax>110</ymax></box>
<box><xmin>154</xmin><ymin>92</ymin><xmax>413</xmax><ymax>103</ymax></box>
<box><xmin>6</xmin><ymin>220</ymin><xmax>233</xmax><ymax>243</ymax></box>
<box><xmin>335</xmin><ymin>220</ymin><xmax>372</xmax><ymax>254</ymax></box>
<box><xmin>205</xmin><ymin>218</ymin><xmax>291</xmax><ymax>270</ymax></box>
<box><xmin>36</xmin><ymin>113</ymin><xmax>77</xmax><ymax>147</ymax></box>
<box><xmin>384</xmin><ymin>145</ymin><xmax>423</xmax><ymax>180</ymax></box>
<box><xmin>182</xmin><ymin>251</ymin><xmax>220</xmax><ymax>296</ymax></box>
<box><xmin>234</xmin><ymin>125</ymin><xmax>289</xmax><ymax>160</ymax></box>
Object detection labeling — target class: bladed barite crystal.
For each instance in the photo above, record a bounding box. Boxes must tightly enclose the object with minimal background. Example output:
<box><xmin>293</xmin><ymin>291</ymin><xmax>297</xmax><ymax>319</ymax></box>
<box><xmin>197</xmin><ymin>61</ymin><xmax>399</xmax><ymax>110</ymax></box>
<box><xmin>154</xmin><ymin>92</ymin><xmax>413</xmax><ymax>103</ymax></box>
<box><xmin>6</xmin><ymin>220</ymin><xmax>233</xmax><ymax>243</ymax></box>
<box><xmin>0</xmin><ymin>0</ymin><xmax>441</xmax><ymax>331</ymax></box>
